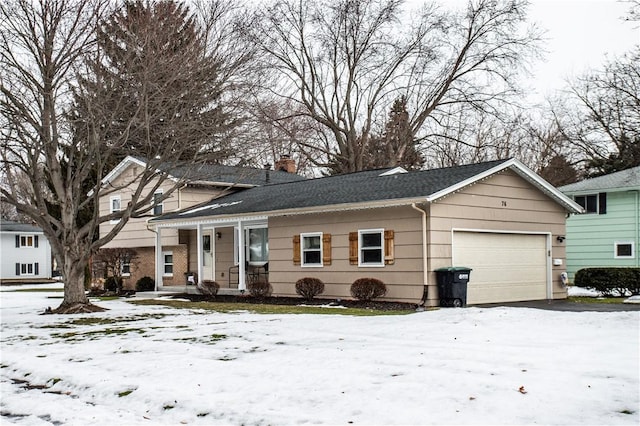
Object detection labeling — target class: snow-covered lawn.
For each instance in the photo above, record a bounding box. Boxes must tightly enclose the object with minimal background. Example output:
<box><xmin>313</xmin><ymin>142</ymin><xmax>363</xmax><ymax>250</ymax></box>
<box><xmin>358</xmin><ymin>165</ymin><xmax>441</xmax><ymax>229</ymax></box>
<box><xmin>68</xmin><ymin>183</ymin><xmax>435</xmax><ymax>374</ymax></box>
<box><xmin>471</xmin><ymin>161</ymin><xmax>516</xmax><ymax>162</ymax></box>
<box><xmin>1</xmin><ymin>284</ymin><xmax>638</xmax><ymax>425</ymax></box>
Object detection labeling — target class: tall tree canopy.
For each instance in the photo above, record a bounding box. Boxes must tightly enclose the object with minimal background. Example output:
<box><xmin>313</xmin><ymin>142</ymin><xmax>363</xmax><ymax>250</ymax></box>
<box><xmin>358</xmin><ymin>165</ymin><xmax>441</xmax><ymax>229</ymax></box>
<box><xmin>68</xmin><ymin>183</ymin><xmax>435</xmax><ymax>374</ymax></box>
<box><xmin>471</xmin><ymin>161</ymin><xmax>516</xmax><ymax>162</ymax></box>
<box><xmin>251</xmin><ymin>0</ymin><xmax>541</xmax><ymax>174</ymax></box>
<box><xmin>0</xmin><ymin>0</ymin><xmax>238</xmax><ymax>313</ymax></box>
<box><xmin>556</xmin><ymin>48</ymin><xmax>640</xmax><ymax>177</ymax></box>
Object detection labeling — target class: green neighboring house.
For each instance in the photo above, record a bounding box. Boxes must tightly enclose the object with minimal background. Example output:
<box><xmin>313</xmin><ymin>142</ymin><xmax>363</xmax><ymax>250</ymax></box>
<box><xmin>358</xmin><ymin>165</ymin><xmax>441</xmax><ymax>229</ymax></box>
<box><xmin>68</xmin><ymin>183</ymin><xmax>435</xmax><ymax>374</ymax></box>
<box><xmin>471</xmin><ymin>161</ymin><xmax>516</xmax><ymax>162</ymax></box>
<box><xmin>559</xmin><ymin>166</ymin><xmax>640</xmax><ymax>280</ymax></box>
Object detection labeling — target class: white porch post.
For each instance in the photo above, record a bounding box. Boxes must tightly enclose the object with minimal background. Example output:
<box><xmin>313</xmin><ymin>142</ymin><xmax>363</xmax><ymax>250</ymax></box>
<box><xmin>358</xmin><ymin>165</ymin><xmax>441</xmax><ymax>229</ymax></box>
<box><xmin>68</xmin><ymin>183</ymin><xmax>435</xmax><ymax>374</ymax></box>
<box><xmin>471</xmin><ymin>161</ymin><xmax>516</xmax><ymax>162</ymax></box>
<box><xmin>196</xmin><ymin>224</ymin><xmax>203</xmax><ymax>285</ymax></box>
<box><xmin>238</xmin><ymin>220</ymin><xmax>246</xmax><ymax>291</ymax></box>
<box><xmin>155</xmin><ymin>227</ymin><xmax>162</xmax><ymax>291</ymax></box>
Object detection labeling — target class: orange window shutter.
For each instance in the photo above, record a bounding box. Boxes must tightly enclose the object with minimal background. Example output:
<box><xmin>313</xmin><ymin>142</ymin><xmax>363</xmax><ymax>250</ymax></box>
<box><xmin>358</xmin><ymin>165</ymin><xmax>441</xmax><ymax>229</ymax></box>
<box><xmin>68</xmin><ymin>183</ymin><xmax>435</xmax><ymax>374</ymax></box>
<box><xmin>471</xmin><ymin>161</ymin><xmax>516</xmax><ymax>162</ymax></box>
<box><xmin>349</xmin><ymin>232</ymin><xmax>358</xmax><ymax>265</ymax></box>
<box><xmin>322</xmin><ymin>233</ymin><xmax>332</xmax><ymax>265</ymax></box>
<box><xmin>293</xmin><ymin>234</ymin><xmax>301</xmax><ymax>265</ymax></box>
<box><xmin>384</xmin><ymin>230</ymin><xmax>395</xmax><ymax>265</ymax></box>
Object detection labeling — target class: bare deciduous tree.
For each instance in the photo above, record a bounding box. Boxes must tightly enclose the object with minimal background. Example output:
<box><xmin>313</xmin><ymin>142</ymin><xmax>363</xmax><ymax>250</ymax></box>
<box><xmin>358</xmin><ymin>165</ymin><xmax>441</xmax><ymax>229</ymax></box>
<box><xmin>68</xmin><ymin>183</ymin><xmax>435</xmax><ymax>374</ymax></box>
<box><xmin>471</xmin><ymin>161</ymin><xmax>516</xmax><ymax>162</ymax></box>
<box><xmin>251</xmin><ymin>0</ymin><xmax>541</xmax><ymax>174</ymax></box>
<box><xmin>0</xmin><ymin>0</ymin><xmax>238</xmax><ymax>313</ymax></box>
<box><xmin>555</xmin><ymin>47</ymin><xmax>640</xmax><ymax>177</ymax></box>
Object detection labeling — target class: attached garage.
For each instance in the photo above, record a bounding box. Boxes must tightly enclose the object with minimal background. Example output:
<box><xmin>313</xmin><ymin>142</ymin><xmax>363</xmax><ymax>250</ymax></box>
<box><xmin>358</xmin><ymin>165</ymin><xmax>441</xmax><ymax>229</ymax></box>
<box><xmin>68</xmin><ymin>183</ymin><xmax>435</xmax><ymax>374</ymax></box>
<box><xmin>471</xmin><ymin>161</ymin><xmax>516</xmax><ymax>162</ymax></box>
<box><xmin>452</xmin><ymin>231</ymin><xmax>550</xmax><ymax>304</ymax></box>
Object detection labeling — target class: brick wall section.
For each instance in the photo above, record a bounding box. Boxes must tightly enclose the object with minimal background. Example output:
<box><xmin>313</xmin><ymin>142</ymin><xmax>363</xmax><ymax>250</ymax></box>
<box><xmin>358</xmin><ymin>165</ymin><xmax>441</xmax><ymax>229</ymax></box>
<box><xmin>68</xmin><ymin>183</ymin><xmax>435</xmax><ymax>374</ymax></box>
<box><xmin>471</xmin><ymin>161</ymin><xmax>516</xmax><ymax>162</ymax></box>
<box><xmin>121</xmin><ymin>244</ymin><xmax>189</xmax><ymax>290</ymax></box>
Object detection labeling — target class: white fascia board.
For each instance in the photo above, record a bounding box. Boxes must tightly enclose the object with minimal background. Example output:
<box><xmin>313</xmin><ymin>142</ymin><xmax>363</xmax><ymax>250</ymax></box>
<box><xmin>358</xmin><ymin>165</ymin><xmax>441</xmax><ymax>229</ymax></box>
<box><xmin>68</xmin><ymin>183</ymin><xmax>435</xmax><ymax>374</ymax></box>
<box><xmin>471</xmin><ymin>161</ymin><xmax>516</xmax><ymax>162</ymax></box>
<box><xmin>153</xmin><ymin>215</ymin><xmax>268</xmax><ymax>230</ymax></box>
<box><xmin>189</xmin><ymin>180</ymin><xmax>255</xmax><ymax>188</ymax></box>
<box><xmin>506</xmin><ymin>159</ymin><xmax>584</xmax><ymax>213</ymax></box>
<box><xmin>101</xmin><ymin>156</ymin><xmax>149</xmax><ymax>186</ymax></box>
<box><xmin>426</xmin><ymin>158</ymin><xmax>584</xmax><ymax>214</ymax></box>
<box><xmin>561</xmin><ymin>186</ymin><xmax>640</xmax><ymax>196</ymax></box>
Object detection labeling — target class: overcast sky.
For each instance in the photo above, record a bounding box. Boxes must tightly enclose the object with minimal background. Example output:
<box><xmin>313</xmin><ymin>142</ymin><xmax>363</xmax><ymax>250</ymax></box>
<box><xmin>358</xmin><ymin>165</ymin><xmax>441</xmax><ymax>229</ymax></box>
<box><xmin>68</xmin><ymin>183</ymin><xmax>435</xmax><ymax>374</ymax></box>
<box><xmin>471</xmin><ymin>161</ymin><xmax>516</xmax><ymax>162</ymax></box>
<box><xmin>524</xmin><ymin>0</ymin><xmax>639</xmax><ymax>100</ymax></box>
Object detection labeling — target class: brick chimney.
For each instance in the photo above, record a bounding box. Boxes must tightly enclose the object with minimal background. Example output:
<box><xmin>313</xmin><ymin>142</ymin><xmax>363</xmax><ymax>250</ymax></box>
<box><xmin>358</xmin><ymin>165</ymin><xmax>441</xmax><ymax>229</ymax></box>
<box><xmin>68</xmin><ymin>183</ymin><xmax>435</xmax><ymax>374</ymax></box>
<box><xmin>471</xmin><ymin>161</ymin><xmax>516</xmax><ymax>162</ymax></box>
<box><xmin>274</xmin><ymin>154</ymin><xmax>296</xmax><ymax>173</ymax></box>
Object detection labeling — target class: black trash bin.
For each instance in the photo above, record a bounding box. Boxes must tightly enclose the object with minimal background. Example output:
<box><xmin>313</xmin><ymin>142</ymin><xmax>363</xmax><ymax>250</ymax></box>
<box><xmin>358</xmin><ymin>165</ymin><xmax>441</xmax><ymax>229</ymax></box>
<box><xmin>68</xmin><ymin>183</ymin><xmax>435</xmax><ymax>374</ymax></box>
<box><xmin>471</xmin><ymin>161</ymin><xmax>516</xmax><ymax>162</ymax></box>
<box><xmin>435</xmin><ymin>267</ymin><xmax>472</xmax><ymax>307</ymax></box>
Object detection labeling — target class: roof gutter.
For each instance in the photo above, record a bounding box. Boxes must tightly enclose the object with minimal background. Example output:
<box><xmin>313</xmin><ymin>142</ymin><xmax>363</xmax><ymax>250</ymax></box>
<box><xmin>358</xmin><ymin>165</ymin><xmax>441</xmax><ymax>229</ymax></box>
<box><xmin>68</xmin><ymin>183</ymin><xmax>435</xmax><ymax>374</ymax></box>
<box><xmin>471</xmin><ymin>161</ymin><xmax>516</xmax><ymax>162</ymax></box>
<box><xmin>149</xmin><ymin>196</ymin><xmax>431</xmax><ymax>227</ymax></box>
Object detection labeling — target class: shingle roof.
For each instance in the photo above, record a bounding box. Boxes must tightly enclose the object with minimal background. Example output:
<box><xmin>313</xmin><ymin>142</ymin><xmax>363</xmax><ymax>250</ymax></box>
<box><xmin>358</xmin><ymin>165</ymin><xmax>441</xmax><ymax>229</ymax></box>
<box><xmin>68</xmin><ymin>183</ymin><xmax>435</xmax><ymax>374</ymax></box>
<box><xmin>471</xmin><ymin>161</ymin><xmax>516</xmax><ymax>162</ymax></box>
<box><xmin>0</xmin><ymin>220</ymin><xmax>43</xmax><ymax>233</ymax></box>
<box><xmin>152</xmin><ymin>159</ymin><xmax>515</xmax><ymax>222</ymax></box>
<box><xmin>168</xmin><ymin>162</ymin><xmax>307</xmax><ymax>186</ymax></box>
<box><xmin>559</xmin><ymin>166</ymin><xmax>640</xmax><ymax>193</ymax></box>
<box><xmin>101</xmin><ymin>156</ymin><xmax>306</xmax><ymax>192</ymax></box>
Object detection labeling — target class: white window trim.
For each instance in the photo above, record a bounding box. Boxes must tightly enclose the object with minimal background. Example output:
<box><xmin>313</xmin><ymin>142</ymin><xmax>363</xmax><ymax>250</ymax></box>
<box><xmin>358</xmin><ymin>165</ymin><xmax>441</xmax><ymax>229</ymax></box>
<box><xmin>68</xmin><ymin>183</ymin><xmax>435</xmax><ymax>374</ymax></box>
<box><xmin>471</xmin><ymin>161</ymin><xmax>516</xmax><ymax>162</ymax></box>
<box><xmin>19</xmin><ymin>234</ymin><xmax>35</xmax><ymax>248</ymax></box>
<box><xmin>614</xmin><ymin>241</ymin><xmax>635</xmax><ymax>259</ymax></box>
<box><xmin>121</xmin><ymin>261</ymin><xmax>131</xmax><ymax>277</ymax></box>
<box><xmin>301</xmin><ymin>232</ymin><xmax>323</xmax><ymax>267</ymax></box>
<box><xmin>162</xmin><ymin>251</ymin><xmax>174</xmax><ymax>276</ymax></box>
<box><xmin>153</xmin><ymin>190</ymin><xmax>164</xmax><ymax>216</ymax></box>
<box><xmin>110</xmin><ymin>195</ymin><xmax>121</xmax><ymax>224</ymax></box>
<box><xmin>358</xmin><ymin>228</ymin><xmax>385</xmax><ymax>267</ymax></box>
<box><xmin>20</xmin><ymin>263</ymin><xmax>34</xmax><ymax>276</ymax></box>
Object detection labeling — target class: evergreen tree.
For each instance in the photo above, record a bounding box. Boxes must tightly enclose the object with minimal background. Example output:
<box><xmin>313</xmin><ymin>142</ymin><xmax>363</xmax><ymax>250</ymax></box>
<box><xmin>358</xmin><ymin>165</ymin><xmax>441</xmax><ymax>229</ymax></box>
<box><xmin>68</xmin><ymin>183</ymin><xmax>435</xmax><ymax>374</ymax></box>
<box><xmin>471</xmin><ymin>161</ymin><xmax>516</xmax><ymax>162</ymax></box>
<box><xmin>364</xmin><ymin>96</ymin><xmax>424</xmax><ymax>171</ymax></box>
<box><xmin>82</xmin><ymin>0</ymin><xmax>231</xmax><ymax>165</ymax></box>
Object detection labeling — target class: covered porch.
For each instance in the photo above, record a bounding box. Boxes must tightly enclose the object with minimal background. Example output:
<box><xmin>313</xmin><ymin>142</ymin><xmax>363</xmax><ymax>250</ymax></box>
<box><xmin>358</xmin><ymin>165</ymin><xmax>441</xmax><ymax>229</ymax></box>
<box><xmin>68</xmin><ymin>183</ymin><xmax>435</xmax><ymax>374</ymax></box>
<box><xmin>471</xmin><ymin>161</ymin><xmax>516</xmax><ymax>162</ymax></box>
<box><xmin>152</xmin><ymin>216</ymin><xmax>269</xmax><ymax>292</ymax></box>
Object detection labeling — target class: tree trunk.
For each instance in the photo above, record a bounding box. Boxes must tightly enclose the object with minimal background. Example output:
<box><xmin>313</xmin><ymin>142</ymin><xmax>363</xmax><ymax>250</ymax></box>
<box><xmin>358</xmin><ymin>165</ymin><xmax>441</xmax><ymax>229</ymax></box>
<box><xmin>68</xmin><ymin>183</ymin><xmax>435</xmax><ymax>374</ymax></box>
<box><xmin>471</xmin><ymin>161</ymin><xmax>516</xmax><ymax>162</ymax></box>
<box><xmin>52</xmin><ymin>246</ymin><xmax>106</xmax><ymax>314</ymax></box>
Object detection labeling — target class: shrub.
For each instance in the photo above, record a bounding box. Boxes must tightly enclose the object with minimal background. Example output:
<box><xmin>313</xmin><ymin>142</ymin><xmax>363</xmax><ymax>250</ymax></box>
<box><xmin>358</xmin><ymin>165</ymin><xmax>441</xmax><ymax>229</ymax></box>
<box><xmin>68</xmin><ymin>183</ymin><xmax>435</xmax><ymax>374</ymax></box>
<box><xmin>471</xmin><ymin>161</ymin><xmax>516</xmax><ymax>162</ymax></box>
<box><xmin>198</xmin><ymin>280</ymin><xmax>220</xmax><ymax>297</ymax></box>
<box><xmin>104</xmin><ymin>276</ymin><xmax>118</xmax><ymax>292</ymax></box>
<box><xmin>350</xmin><ymin>278</ymin><xmax>387</xmax><ymax>301</ymax></box>
<box><xmin>574</xmin><ymin>268</ymin><xmax>640</xmax><ymax>296</ymax></box>
<box><xmin>248</xmin><ymin>280</ymin><xmax>272</xmax><ymax>298</ymax></box>
<box><xmin>295</xmin><ymin>277</ymin><xmax>325</xmax><ymax>301</ymax></box>
<box><xmin>136</xmin><ymin>276</ymin><xmax>155</xmax><ymax>292</ymax></box>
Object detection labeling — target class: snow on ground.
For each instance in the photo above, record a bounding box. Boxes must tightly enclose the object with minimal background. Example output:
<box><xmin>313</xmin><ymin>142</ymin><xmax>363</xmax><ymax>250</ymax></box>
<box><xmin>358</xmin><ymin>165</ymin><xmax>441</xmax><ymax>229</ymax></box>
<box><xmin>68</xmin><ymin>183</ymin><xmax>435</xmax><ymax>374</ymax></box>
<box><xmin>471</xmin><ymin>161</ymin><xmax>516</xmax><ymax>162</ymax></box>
<box><xmin>1</xmin><ymin>285</ymin><xmax>638</xmax><ymax>425</ymax></box>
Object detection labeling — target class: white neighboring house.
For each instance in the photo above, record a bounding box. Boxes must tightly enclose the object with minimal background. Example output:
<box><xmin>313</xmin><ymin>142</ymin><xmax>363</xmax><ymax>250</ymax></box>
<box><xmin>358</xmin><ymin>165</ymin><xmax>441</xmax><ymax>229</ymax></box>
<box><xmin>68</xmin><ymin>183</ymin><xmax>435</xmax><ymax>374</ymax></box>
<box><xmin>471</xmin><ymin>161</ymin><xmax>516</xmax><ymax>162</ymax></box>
<box><xmin>0</xmin><ymin>220</ymin><xmax>52</xmax><ymax>283</ymax></box>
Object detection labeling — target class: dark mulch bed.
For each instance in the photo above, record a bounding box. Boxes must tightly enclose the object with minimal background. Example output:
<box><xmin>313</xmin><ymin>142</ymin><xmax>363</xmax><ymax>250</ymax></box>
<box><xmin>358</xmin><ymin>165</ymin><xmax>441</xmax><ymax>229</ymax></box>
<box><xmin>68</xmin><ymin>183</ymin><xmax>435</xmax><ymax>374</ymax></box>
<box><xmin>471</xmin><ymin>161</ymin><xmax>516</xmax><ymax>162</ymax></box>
<box><xmin>172</xmin><ymin>293</ymin><xmax>419</xmax><ymax>312</ymax></box>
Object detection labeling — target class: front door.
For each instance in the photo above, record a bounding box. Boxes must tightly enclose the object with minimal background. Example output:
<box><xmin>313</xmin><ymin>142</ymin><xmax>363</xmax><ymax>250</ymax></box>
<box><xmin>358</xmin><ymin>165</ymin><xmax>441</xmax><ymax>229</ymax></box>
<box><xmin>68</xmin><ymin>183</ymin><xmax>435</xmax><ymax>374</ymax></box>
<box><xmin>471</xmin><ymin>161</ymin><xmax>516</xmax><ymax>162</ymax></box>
<box><xmin>201</xmin><ymin>231</ymin><xmax>214</xmax><ymax>281</ymax></box>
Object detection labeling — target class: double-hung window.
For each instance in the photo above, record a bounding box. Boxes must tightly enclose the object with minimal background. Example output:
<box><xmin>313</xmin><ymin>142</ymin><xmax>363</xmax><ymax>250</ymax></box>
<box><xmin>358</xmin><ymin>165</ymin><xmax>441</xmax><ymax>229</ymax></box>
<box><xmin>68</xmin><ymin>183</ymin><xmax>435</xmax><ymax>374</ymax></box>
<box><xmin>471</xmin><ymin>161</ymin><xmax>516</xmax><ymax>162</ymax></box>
<box><xmin>301</xmin><ymin>233</ymin><xmax>323</xmax><ymax>267</ymax></box>
<box><xmin>162</xmin><ymin>251</ymin><xmax>173</xmax><ymax>276</ymax></box>
<box><xmin>359</xmin><ymin>229</ymin><xmax>384</xmax><ymax>267</ymax></box>
<box><xmin>15</xmin><ymin>263</ymin><xmax>39</xmax><ymax>276</ymax></box>
<box><xmin>110</xmin><ymin>195</ymin><xmax>121</xmax><ymax>224</ymax></box>
<box><xmin>16</xmin><ymin>235</ymin><xmax>38</xmax><ymax>248</ymax></box>
<box><xmin>121</xmin><ymin>260</ymin><xmax>131</xmax><ymax>276</ymax></box>
<box><xmin>153</xmin><ymin>191</ymin><xmax>163</xmax><ymax>215</ymax></box>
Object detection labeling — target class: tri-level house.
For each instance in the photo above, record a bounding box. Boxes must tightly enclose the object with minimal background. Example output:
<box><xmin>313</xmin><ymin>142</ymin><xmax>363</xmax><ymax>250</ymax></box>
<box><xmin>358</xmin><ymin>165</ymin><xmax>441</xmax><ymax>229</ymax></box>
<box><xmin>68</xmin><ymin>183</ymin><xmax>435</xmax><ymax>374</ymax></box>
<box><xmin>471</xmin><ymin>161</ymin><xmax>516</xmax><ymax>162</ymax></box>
<box><xmin>97</xmin><ymin>155</ymin><xmax>304</xmax><ymax>289</ymax></box>
<box><xmin>149</xmin><ymin>158</ymin><xmax>582</xmax><ymax>306</ymax></box>
<box><xmin>559</xmin><ymin>166</ymin><xmax>640</xmax><ymax>280</ymax></box>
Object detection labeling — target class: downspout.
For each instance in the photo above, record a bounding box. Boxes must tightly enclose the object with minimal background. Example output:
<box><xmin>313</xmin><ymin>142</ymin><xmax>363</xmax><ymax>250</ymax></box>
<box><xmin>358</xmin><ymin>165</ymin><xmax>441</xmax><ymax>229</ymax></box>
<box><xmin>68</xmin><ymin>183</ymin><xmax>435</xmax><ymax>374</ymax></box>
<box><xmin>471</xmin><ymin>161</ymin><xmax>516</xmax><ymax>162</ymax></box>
<box><xmin>411</xmin><ymin>203</ymin><xmax>429</xmax><ymax>305</ymax></box>
<box><xmin>146</xmin><ymin>222</ymin><xmax>160</xmax><ymax>292</ymax></box>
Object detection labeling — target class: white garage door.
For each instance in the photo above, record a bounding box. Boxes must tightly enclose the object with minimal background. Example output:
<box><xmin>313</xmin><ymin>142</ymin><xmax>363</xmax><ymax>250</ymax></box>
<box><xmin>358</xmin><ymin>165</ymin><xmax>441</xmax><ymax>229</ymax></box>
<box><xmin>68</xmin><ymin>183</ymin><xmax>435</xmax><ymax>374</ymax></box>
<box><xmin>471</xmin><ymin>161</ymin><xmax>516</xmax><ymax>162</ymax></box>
<box><xmin>452</xmin><ymin>232</ymin><xmax>549</xmax><ymax>304</ymax></box>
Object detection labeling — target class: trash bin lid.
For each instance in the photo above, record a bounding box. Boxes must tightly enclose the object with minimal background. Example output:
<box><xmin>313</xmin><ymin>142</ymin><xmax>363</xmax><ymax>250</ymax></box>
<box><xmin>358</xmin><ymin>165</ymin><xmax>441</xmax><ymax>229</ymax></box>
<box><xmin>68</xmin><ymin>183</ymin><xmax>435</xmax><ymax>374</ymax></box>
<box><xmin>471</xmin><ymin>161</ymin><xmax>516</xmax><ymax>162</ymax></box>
<box><xmin>435</xmin><ymin>267</ymin><xmax>473</xmax><ymax>272</ymax></box>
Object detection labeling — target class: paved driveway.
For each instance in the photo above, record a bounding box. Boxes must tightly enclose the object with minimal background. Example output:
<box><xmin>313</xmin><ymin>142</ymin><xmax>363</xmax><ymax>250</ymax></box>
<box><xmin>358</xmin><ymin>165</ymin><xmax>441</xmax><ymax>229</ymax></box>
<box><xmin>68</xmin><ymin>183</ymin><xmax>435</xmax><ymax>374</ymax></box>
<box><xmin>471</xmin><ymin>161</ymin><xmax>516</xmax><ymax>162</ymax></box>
<box><xmin>475</xmin><ymin>299</ymin><xmax>640</xmax><ymax>312</ymax></box>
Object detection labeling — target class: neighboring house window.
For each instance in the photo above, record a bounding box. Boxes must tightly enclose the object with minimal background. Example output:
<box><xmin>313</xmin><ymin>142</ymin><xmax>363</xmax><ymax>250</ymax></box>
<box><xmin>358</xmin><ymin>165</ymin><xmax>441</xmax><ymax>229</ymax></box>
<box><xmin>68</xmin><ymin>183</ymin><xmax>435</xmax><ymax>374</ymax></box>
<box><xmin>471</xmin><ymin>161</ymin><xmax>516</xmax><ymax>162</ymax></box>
<box><xmin>301</xmin><ymin>233</ymin><xmax>322</xmax><ymax>267</ymax></box>
<box><xmin>110</xmin><ymin>195</ymin><xmax>121</xmax><ymax>224</ymax></box>
<box><xmin>248</xmin><ymin>228</ymin><xmax>268</xmax><ymax>264</ymax></box>
<box><xmin>614</xmin><ymin>242</ymin><xmax>634</xmax><ymax>259</ymax></box>
<box><xmin>153</xmin><ymin>191</ymin><xmax>163</xmax><ymax>215</ymax></box>
<box><xmin>162</xmin><ymin>251</ymin><xmax>173</xmax><ymax>276</ymax></box>
<box><xmin>349</xmin><ymin>230</ymin><xmax>395</xmax><ymax>266</ymax></box>
<box><xmin>574</xmin><ymin>193</ymin><xmax>607</xmax><ymax>214</ymax></box>
<box><xmin>15</xmin><ymin>263</ymin><xmax>39</xmax><ymax>276</ymax></box>
<box><xmin>16</xmin><ymin>235</ymin><xmax>38</xmax><ymax>248</ymax></box>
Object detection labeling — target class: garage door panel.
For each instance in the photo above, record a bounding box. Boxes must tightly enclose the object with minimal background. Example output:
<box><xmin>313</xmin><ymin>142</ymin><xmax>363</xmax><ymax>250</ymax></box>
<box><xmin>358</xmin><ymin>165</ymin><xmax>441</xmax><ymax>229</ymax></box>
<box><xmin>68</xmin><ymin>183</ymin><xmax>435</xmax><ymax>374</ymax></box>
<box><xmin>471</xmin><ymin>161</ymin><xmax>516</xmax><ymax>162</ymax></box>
<box><xmin>453</xmin><ymin>232</ymin><xmax>548</xmax><ymax>304</ymax></box>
